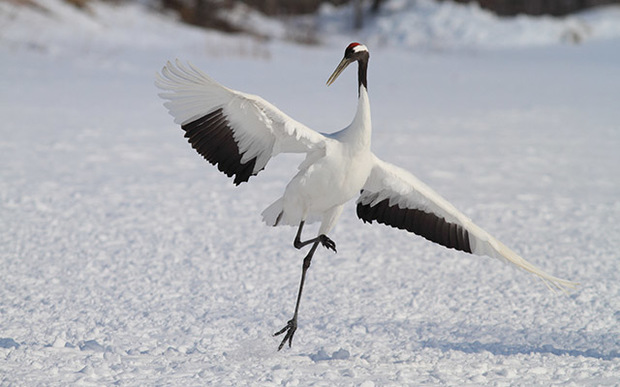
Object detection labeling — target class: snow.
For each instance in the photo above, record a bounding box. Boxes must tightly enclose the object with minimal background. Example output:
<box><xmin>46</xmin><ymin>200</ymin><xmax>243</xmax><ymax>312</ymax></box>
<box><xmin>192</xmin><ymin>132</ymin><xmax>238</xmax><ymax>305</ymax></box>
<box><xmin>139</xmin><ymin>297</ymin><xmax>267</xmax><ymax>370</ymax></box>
<box><xmin>1</xmin><ymin>0</ymin><xmax>619</xmax><ymax>385</ymax></box>
<box><xmin>318</xmin><ymin>0</ymin><xmax>620</xmax><ymax>49</ymax></box>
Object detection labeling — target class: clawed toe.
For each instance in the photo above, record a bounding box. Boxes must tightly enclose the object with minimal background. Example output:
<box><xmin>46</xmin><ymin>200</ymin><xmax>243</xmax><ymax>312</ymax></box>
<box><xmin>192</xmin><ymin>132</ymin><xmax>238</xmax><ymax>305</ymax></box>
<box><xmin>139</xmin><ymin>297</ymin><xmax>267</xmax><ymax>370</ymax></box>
<box><xmin>319</xmin><ymin>235</ymin><xmax>337</xmax><ymax>252</ymax></box>
<box><xmin>274</xmin><ymin>319</ymin><xmax>297</xmax><ymax>351</ymax></box>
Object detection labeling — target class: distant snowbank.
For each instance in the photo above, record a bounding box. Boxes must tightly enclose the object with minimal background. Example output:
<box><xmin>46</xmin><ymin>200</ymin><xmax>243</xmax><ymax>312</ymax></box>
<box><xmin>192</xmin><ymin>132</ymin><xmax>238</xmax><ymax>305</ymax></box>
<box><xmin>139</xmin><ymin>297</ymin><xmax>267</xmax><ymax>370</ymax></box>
<box><xmin>0</xmin><ymin>0</ymin><xmax>268</xmax><ymax>59</ymax></box>
<box><xmin>319</xmin><ymin>0</ymin><xmax>620</xmax><ymax>50</ymax></box>
<box><xmin>1</xmin><ymin>0</ymin><xmax>620</xmax><ymax>56</ymax></box>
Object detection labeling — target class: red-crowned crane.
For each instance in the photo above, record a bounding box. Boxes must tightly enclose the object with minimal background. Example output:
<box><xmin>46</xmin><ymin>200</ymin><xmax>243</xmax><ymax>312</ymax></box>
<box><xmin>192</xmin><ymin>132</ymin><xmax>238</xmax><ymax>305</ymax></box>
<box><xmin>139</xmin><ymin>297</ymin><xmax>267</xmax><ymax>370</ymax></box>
<box><xmin>155</xmin><ymin>42</ymin><xmax>577</xmax><ymax>351</ymax></box>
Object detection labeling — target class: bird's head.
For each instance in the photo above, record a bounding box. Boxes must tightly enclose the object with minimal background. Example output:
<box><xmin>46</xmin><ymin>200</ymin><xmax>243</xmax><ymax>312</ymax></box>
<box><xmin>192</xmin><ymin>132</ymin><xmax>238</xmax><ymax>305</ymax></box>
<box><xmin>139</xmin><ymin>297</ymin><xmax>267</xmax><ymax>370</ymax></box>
<box><xmin>326</xmin><ymin>42</ymin><xmax>369</xmax><ymax>86</ymax></box>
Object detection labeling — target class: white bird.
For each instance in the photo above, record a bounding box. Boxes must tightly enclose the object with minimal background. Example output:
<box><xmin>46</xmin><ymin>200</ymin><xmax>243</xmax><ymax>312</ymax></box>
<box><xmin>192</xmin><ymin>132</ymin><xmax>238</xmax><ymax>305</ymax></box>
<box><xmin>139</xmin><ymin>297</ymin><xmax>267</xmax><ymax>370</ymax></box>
<box><xmin>155</xmin><ymin>42</ymin><xmax>577</xmax><ymax>351</ymax></box>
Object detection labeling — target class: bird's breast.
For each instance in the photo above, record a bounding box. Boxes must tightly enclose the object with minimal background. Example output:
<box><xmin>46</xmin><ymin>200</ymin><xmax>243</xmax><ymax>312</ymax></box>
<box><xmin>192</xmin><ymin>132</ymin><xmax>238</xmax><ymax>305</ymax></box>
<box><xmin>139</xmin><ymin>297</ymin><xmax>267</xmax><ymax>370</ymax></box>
<box><xmin>295</xmin><ymin>143</ymin><xmax>372</xmax><ymax>210</ymax></box>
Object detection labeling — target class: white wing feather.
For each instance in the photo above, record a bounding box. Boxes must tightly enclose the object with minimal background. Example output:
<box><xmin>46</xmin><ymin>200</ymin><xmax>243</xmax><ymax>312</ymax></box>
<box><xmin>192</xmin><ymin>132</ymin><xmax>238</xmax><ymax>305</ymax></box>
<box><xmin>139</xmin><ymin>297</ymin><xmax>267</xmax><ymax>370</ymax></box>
<box><xmin>155</xmin><ymin>60</ymin><xmax>326</xmax><ymax>175</ymax></box>
<box><xmin>360</xmin><ymin>154</ymin><xmax>578</xmax><ymax>293</ymax></box>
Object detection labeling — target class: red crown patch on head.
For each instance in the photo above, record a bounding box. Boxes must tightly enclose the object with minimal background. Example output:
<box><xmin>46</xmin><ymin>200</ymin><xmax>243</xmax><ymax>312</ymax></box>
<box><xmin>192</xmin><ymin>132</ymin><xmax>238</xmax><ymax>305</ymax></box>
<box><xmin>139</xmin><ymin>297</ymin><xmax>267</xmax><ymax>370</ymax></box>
<box><xmin>347</xmin><ymin>42</ymin><xmax>361</xmax><ymax>50</ymax></box>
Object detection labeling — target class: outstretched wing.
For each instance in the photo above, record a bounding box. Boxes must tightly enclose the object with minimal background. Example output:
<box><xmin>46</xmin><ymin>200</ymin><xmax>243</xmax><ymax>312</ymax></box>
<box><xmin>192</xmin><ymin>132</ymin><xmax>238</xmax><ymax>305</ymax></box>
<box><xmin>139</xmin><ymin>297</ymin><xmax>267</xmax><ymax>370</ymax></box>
<box><xmin>357</xmin><ymin>154</ymin><xmax>577</xmax><ymax>292</ymax></box>
<box><xmin>155</xmin><ymin>60</ymin><xmax>327</xmax><ymax>185</ymax></box>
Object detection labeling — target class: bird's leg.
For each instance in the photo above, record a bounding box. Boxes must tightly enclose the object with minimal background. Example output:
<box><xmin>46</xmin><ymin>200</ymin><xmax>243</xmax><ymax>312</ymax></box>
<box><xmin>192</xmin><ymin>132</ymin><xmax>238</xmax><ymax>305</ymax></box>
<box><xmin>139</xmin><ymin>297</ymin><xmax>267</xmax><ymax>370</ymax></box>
<box><xmin>293</xmin><ymin>221</ymin><xmax>337</xmax><ymax>252</ymax></box>
<box><xmin>275</xmin><ymin>222</ymin><xmax>338</xmax><ymax>350</ymax></box>
<box><xmin>274</xmin><ymin>239</ymin><xmax>321</xmax><ymax>350</ymax></box>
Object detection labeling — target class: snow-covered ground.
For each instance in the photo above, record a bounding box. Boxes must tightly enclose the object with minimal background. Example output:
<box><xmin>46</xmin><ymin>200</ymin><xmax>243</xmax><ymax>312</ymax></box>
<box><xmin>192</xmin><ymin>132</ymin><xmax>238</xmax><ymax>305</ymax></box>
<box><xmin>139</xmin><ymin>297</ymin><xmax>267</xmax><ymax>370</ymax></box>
<box><xmin>1</xmin><ymin>0</ymin><xmax>619</xmax><ymax>385</ymax></box>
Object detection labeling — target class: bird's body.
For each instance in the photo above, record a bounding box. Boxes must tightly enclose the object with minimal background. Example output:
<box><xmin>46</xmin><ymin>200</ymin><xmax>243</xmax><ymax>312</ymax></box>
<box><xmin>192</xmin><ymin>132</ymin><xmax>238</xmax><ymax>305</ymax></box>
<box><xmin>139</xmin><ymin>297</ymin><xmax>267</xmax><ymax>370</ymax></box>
<box><xmin>263</xmin><ymin>86</ymin><xmax>373</xmax><ymax>235</ymax></box>
<box><xmin>156</xmin><ymin>43</ymin><xmax>577</xmax><ymax>351</ymax></box>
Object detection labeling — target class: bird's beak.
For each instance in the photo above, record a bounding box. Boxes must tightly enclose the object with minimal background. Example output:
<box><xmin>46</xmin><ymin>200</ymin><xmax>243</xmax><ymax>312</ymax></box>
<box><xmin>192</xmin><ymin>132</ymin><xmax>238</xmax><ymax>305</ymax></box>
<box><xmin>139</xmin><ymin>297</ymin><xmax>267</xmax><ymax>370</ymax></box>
<box><xmin>326</xmin><ymin>57</ymin><xmax>352</xmax><ymax>86</ymax></box>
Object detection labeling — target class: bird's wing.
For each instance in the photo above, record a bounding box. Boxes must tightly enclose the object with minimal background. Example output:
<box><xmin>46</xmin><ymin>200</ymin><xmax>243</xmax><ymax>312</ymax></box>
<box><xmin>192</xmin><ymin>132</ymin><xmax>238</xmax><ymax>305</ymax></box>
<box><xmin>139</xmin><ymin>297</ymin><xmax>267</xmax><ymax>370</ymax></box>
<box><xmin>155</xmin><ymin>60</ymin><xmax>327</xmax><ymax>185</ymax></box>
<box><xmin>357</xmin><ymin>154</ymin><xmax>577</xmax><ymax>292</ymax></box>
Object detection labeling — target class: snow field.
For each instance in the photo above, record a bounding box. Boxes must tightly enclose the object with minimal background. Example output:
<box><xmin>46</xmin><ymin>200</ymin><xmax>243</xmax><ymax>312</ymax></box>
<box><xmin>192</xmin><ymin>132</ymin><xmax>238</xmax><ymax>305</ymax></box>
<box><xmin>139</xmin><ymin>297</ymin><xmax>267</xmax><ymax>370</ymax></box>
<box><xmin>1</xmin><ymin>0</ymin><xmax>619</xmax><ymax>385</ymax></box>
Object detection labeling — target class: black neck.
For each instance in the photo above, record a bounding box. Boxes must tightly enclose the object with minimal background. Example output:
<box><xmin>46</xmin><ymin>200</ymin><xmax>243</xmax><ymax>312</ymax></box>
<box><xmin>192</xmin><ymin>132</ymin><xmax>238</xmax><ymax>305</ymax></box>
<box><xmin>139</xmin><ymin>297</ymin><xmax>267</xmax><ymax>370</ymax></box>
<box><xmin>357</xmin><ymin>52</ymin><xmax>369</xmax><ymax>94</ymax></box>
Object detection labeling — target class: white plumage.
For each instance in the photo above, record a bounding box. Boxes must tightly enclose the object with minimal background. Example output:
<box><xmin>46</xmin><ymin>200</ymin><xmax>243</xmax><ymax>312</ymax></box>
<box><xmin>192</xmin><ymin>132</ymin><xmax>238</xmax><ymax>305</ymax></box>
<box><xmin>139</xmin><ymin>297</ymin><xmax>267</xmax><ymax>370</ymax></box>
<box><xmin>156</xmin><ymin>61</ymin><xmax>325</xmax><ymax>176</ymax></box>
<box><xmin>155</xmin><ymin>43</ymin><xmax>577</xmax><ymax>350</ymax></box>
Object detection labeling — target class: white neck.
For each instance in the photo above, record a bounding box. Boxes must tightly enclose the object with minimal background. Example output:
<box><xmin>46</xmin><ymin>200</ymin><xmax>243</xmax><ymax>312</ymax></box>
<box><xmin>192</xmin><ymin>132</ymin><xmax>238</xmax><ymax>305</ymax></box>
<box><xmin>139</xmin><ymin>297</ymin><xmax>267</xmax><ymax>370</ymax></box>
<box><xmin>338</xmin><ymin>86</ymin><xmax>372</xmax><ymax>149</ymax></box>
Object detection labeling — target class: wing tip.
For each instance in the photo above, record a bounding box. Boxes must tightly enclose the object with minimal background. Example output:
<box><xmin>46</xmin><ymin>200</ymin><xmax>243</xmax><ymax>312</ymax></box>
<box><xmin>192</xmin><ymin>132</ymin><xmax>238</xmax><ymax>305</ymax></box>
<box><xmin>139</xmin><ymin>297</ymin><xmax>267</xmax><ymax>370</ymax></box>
<box><xmin>486</xmin><ymin>239</ymin><xmax>580</xmax><ymax>295</ymax></box>
<box><xmin>541</xmin><ymin>276</ymin><xmax>580</xmax><ymax>295</ymax></box>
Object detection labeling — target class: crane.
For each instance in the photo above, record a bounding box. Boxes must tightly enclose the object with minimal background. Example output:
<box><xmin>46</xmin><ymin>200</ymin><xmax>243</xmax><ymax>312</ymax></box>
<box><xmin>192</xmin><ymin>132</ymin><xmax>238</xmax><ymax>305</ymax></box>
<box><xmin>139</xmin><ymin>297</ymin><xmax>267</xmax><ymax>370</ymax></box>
<box><xmin>155</xmin><ymin>42</ymin><xmax>577</xmax><ymax>351</ymax></box>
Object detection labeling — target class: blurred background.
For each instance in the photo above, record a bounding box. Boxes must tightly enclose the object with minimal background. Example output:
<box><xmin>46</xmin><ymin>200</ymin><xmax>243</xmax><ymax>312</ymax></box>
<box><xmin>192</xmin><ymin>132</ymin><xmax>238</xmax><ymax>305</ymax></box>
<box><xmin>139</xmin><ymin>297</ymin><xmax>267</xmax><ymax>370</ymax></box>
<box><xmin>3</xmin><ymin>0</ymin><xmax>620</xmax><ymax>52</ymax></box>
<box><xmin>152</xmin><ymin>0</ymin><xmax>620</xmax><ymax>32</ymax></box>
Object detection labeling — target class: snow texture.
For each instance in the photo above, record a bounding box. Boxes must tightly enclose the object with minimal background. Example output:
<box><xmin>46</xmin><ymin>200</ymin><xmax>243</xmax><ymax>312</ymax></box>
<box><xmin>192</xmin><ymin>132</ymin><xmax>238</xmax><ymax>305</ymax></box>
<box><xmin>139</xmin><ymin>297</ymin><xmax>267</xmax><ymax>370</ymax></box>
<box><xmin>1</xmin><ymin>0</ymin><xmax>619</xmax><ymax>385</ymax></box>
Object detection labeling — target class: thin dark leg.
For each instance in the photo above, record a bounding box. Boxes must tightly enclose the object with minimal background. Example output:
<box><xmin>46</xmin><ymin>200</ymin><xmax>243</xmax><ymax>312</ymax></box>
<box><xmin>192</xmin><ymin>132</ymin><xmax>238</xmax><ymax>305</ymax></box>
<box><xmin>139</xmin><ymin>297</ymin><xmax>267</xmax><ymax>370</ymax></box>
<box><xmin>274</xmin><ymin>223</ymin><xmax>338</xmax><ymax>350</ymax></box>
<box><xmin>293</xmin><ymin>221</ymin><xmax>309</xmax><ymax>249</ymax></box>
<box><xmin>293</xmin><ymin>221</ymin><xmax>337</xmax><ymax>252</ymax></box>
<box><xmin>274</xmin><ymin>240</ymin><xmax>320</xmax><ymax>351</ymax></box>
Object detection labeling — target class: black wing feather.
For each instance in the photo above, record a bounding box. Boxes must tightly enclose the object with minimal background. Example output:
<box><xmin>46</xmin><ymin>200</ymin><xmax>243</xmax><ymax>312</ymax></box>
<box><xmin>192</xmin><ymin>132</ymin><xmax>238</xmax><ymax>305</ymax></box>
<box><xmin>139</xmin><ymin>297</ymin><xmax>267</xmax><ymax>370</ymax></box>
<box><xmin>181</xmin><ymin>108</ymin><xmax>258</xmax><ymax>185</ymax></box>
<box><xmin>356</xmin><ymin>191</ymin><xmax>473</xmax><ymax>254</ymax></box>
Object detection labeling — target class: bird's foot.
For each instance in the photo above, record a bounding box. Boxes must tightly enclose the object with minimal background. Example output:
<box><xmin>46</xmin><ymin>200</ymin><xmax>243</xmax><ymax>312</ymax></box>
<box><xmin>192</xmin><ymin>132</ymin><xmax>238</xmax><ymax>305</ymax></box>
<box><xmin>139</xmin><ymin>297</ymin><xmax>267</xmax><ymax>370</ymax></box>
<box><xmin>318</xmin><ymin>235</ymin><xmax>337</xmax><ymax>253</ymax></box>
<box><xmin>274</xmin><ymin>318</ymin><xmax>297</xmax><ymax>351</ymax></box>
